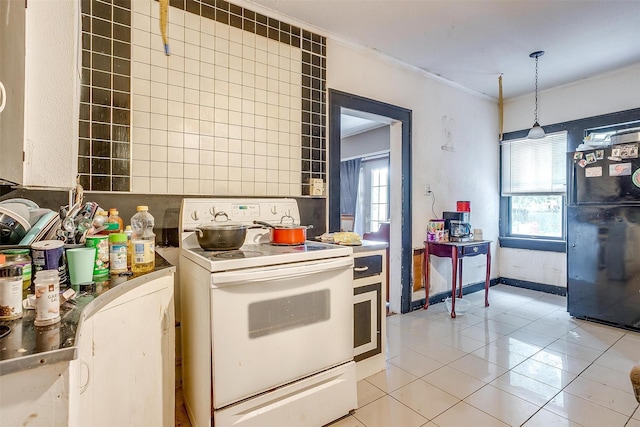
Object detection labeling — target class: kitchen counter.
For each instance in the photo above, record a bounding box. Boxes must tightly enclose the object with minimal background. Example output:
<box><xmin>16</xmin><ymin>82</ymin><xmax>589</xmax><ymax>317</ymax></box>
<box><xmin>0</xmin><ymin>254</ymin><xmax>174</xmax><ymax>376</ymax></box>
<box><xmin>351</xmin><ymin>239</ymin><xmax>388</xmax><ymax>253</ymax></box>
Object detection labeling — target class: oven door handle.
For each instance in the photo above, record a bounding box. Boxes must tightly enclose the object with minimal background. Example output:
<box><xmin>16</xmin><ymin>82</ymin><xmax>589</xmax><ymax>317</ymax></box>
<box><xmin>211</xmin><ymin>257</ymin><xmax>354</xmax><ymax>286</ymax></box>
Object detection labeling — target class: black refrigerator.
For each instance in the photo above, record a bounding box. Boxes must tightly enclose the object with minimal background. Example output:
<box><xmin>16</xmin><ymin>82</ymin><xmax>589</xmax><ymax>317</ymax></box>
<box><xmin>567</xmin><ymin>140</ymin><xmax>640</xmax><ymax>330</ymax></box>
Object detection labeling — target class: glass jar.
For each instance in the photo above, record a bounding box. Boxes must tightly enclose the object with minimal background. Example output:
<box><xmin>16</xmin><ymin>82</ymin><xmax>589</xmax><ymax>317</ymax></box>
<box><xmin>0</xmin><ymin>258</ymin><xmax>24</xmax><ymax>320</ymax></box>
<box><xmin>33</xmin><ymin>270</ymin><xmax>61</xmax><ymax>326</ymax></box>
<box><xmin>1</xmin><ymin>248</ymin><xmax>32</xmax><ymax>296</ymax></box>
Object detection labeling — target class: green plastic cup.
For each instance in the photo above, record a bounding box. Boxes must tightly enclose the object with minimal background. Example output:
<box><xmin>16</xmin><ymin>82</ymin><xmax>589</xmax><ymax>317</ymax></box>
<box><xmin>66</xmin><ymin>247</ymin><xmax>96</xmax><ymax>285</ymax></box>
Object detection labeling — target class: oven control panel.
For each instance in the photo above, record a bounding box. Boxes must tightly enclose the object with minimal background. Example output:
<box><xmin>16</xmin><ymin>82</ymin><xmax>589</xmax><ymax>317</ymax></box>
<box><xmin>180</xmin><ymin>198</ymin><xmax>301</xmax><ymax>230</ymax></box>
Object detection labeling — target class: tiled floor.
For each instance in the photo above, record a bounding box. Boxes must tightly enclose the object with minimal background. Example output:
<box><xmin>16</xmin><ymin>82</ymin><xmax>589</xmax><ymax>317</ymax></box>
<box><xmin>176</xmin><ymin>284</ymin><xmax>640</xmax><ymax>426</ymax></box>
<box><xmin>330</xmin><ymin>284</ymin><xmax>640</xmax><ymax>427</ymax></box>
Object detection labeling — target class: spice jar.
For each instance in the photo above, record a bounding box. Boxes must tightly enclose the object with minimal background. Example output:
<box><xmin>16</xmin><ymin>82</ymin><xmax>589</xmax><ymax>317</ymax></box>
<box><xmin>33</xmin><ymin>270</ymin><xmax>61</xmax><ymax>327</ymax></box>
<box><xmin>1</xmin><ymin>248</ymin><xmax>32</xmax><ymax>297</ymax></box>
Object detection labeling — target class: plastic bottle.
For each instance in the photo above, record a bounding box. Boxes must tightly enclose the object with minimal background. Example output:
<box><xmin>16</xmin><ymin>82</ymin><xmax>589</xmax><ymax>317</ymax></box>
<box><xmin>124</xmin><ymin>225</ymin><xmax>133</xmax><ymax>270</ymax></box>
<box><xmin>107</xmin><ymin>208</ymin><xmax>124</xmax><ymax>233</ymax></box>
<box><xmin>130</xmin><ymin>206</ymin><xmax>155</xmax><ymax>273</ymax></box>
<box><xmin>109</xmin><ymin>233</ymin><xmax>128</xmax><ymax>275</ymax></box>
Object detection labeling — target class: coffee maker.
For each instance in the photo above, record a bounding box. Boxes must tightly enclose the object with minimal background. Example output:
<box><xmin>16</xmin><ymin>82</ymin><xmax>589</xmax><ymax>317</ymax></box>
<box><xmin>443</xmin><ymin>211</ymin><xmax>472</xmax><ymax>242</ymax></box>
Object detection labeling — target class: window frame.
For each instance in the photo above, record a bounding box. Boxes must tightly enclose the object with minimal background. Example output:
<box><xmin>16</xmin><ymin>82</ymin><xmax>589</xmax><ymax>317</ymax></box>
<box><xmin>500</xmin><ymin>124</ymin><xmax>568</xmax><ymax>253</ymax></box>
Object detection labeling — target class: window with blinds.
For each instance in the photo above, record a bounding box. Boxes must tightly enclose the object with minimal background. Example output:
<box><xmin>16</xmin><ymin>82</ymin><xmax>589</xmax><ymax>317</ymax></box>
<box><xmin>501</xmin><ymin>131</ymin><xmax>567</xmax><ymax>239</ymax></box>
<box><xmin>501</xmin><ymin>131</ymin><xmax>567</xmax><ymax>195</ymax></box>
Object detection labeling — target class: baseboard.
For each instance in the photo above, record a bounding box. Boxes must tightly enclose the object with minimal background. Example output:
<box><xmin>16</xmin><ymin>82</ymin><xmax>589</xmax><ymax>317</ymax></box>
<box><xmin>410</xmin><ymin>278</ymin><xmax>500</xmax><ymax>311</ymax></box>
<box><xmin>499</xmin><ymin>277</ymin><xmax>567</xmax><ymax>296</ymax></box>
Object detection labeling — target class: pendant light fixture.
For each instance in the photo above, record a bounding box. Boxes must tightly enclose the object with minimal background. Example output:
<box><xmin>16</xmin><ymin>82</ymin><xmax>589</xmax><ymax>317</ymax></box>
<box><xmin>527</xmin><ymin>50</ymin><xmax>545</xmax><ymax>139</ymax></box>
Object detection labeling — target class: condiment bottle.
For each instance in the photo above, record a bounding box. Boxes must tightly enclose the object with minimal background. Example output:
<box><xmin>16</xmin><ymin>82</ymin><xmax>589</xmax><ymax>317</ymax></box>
<box><xmin>124</xmin><ymin>225</ymin><xmax>133</xmax><ymax>269</ymax></box>
<box><xmin>1</xmin><ymin>249</ymin><xmax>32</xmax><ymax>298</ymax></box>
<box><xmin>130</xmin><ymin>206</ymin><xmax>155</xmax><ymax>273</ymax></box>
<box><xmin>109</xmin><ymin>233</ymin><xmax>128</xmax><ymax>275</ymax></box>
<box><xmin>107</xmin><ymin>208</ymin><xmax>124</xmax><ymax>233</ymax></box>
<box><xmin>0</xmin><ymin>255</ymin><xmax>23</xmax><ymax>320</ymax></box>
<box><xmin>33</xmin><ymin>270</ymin><xmax>60</xmax><ymax>326</ymax></box>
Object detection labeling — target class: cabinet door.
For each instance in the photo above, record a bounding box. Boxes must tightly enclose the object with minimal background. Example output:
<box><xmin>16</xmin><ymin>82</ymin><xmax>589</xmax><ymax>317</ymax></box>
<box><xmin>82</xmin><ymin>275</ymin><xmax>175</xmax><ymax>427</ymax></box>
<box><xmin>353</xmin><ymin>282</ymin><xmax>382</xmax><ymax>362</ymax></box>
<box><xmin>0</xmin><ymin>0</ymin><xmax>25</xmax><ymax>185</ymax></box>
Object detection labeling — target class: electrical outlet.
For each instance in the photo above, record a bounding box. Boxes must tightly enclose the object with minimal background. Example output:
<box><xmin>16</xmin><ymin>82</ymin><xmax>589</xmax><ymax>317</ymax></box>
<box><xmin>425</xmin><ymin>184</ymin><xmax>432</xmax><ymax>195</ymax></box>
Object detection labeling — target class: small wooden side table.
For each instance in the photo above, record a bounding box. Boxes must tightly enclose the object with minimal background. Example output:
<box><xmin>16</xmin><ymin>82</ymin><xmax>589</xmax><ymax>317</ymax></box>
<box><xmin>423</xmin><ymin>240</ymin><xmax>491</xmax><ymax>318</ymax></box>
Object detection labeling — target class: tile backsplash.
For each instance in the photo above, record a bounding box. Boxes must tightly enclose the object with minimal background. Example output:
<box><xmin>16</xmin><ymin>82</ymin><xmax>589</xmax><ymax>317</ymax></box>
<box><xmin>79</xmin><ymin>0</ymin><xmax>326</xmax><ymax>196</ymax></box>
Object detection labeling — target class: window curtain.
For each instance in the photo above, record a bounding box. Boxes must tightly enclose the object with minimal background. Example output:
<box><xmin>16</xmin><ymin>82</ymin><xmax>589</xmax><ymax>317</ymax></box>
<box><xmin>340</xmin><ymin>159</ymin><xmax>361</xmax><ymax>215</ymax></box>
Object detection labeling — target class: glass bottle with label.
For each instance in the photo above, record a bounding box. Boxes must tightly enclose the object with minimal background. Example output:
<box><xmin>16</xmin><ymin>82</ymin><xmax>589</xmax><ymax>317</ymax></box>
<box><xmin>130</xmin><ymin>206</ymin><xmax>155</xmax><ymax>273</ymax></box>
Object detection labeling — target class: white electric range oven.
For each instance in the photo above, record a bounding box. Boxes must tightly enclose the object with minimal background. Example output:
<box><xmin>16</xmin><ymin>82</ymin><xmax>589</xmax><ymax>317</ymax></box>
<box><xmin>179</xmin><ymin>198</ymin><xmax>357</xmax><ymax>427</ymax></box>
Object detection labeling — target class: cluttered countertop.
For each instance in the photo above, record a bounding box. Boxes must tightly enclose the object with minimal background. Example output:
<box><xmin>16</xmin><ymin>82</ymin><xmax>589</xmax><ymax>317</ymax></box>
<box><xmin>0</xmin><ymin>254</ymin><xmax>174</xmax><ymax>376</ymax></box>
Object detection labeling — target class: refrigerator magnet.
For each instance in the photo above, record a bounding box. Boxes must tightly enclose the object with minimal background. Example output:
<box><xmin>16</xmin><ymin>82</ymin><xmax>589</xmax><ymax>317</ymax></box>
<box><xmin>573</xmin><ymin>152</ymin><xmax>584</xmax><ymax>160</ymax></box>
<box><xmin>610</xmin><ymin>163</ymin><xmax>632</xmax><ymax>176</ymax></box>
<box><xmin>595</xmin><ymin>150</ymin><xmax>604</xmax><ymax>160</ymax></box>
<box><xmin>612</xmin><ymin>147</ymin><xmax>622</xmax><ymax>157</ymax></box>
<box><xmin>578</xmin><ymin>159</ymin><xmax>587</xmax><ymax>168</ymax></box>
<box><xmin>585</xmin><ymin>153</ymin><xmax>596</xmax><ymax>164</ymax></box>
<box><xmin>632</xmin><ymin>169</ymin><xmax>640</xmax><ymax>188</ymax></box>
<box><xmin>619</xmin><ymin>144</ymin><xmax>638</xmax><ymax>159</ymax></box>
<box><xmin>585</xmin><ymin>166</ymin><xmax>602</xmax><ymax>177</ymax></box>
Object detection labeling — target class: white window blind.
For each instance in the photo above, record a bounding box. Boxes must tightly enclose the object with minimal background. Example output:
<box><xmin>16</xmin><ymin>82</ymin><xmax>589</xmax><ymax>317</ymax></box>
<box><xmin>501</xmin><ymin>131</ymin><xmax>567</xmax><ymax>196</ymax></box>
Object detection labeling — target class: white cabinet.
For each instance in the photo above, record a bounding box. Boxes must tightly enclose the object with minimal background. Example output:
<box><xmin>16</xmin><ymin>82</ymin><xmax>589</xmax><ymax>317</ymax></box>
<box><xmin>0</xmin><ymin>0</ymin><xmax>79</xmax><ymax>188</ymax></box>
<box><xmin>353</xmin><ymin>248</ymin><xmax>387</xmax><ymax>380</ymax></box>
<box><xmin>71</xmin><ymin>273</ymin><xmax>175</xmax><ymax>427</ymax></box>
<box><xmin>0</xmin><ymin>0</ymin><xmax>25</xmax><ymax>185</ymax></box>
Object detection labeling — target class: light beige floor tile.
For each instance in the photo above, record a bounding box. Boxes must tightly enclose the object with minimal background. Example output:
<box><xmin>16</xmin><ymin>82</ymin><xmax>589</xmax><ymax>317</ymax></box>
<box><xmin>544</xmin><ymin>390</ymin><xmax>629</xmax><ymax>427</ymax></box>
<box><xmin>482</xmin><ymin>318</ymin><xmax>526</xmax><ymax>335</ymax></box>
<box><xmin>545</xmin><ymin>339</ymin><xmax>603</xmax><ymax>363</ymax></box>
<box><xmin>436</xmin><ymin>333</ymin><xmax>486</xmax><ymax>354</ymax></box>
<box><xmin>357</xmin><ymin>379</ymin><xmax>386</xmax><ymax>407</ymax></box>
<box><xmin>521</xmin><ymin>408</ymin><xmax>582</xmax><ymax>427</ymax></box>
<box><xmin>464</xmin><ymin>384</ymin><xmax>540</xmax><ymax>426</ymax></box>
<box><xmin>458</xmin><ymin>324</ymin><xmax>504</xmax><ymax>344</ymax></box>
<box><xmin>627</xmin><ymin>418</ymin><xmax>640</xmax><ymax>427</ymax></box>
<box><xmin>578</xmin><ymin>321</ymin><xmax>626</xmax><ymax>339</ymax></box>
<box><xmin>503</xmin><ymin>306</ymin><xmax>548</xmax><ymax>322</ymax></box>
<box><xmin>634</xmin><ymin>405</ymin><xmax>640</xmax><ymax>420</ymax></box>
<box><xmin>559</xmin><ymin>325</ymin><xmax>622</xmax><ymax>351</ymax></box>
<box><xmin>563</xmin><ymin>376</ymin><xmax>638</xmax><ymax>416</ymax></box>
<box><xmin>594</xmin><ymin>336</ymin><xmax>640</xmax><ymax>373</ymax></box>
<box><xmin>507</xmin><ymin>328</ymin><xmax>558</xmax><ymax>348</ymax></box>
<box><xmin>530</xmin><ymin>347</ymin><xmax>591</xmax><ymax>375</ymax></box>
<box><xmin>421</xmin><ymin>365</ymin><xmax>487</xmax><ymax>400</ymax></box>
<box><xmin>412</xmin><ymin>340</ymin><xmax>468</xmax><ymax>365</ymax></box>
<box><xmin>521</xmin><ymin>321</ymin><xmax>573</xmax><ymax>339</ymax></box>
<box><xmin>490</xmin><ymin>371</ymin><xmax>561</xmax><ymax>407</ymax></box>
<box><xmin>491</xmin><ymin>312</ymin><xmax>533</xmax><ymax>329</ymax></box>
<box><xmin>493</xmin><ymin>335</ymin><xmax>542</xmax><ymax>358</ymax></box>
<box><xmin>388</xmin><ymin>349</ymin><xmax>444</xmax><ymax>378</ymax></box>
<box><xmin>472</xmin><ymin>343</ymin><xmax>528</xmax><ymax>369</ymax></box>
<box><xmin>365</xmin><ymin>363</ymin><xmax>418</xmax><ymax>394</ymax></box>
<box><xmin>352</xmin><ymin>395</ymin><xmax>428</xmax><ymax>427</ymax></box>
<box><xmin>326</xmin><ymin>415</ymin><xmax>366</xmax><ymax>427</ymax></box>
<box><xmin>430</xmin><ymin>401</ymin><xmax>509</xmax><ymax>427</ymax></box>
<box><xmin>512</xmin><ymin>358</ymin><xmax>577</xmax><ymax>389</ymax></box>
<box><xmin>581</xmin><ymin>362</ymin><xmax>637</xmax><ymax>394</ymax></box>
<box><xmin>389</xmin><ymin>378</ymin><xmax>459</xmax><ymax>420</ymax></box>
<box><xmin>448</xmin><ymin>354</ymin><xmax>508</xmax><ymax>383</ymax></box>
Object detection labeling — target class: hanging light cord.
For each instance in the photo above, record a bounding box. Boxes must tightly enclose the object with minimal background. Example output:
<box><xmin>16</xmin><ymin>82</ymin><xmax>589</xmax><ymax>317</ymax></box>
<box><xmin>534</xmin><ymin>54</ymin><xmax>539</xmax><ymax>123</ymax></box>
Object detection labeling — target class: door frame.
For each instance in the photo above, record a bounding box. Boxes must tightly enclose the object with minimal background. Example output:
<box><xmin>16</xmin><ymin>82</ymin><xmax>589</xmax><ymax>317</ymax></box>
<box><xmin>328</xmin><ymin>89</ymin><xmax>413</xmax><ymax>314</ymax></box>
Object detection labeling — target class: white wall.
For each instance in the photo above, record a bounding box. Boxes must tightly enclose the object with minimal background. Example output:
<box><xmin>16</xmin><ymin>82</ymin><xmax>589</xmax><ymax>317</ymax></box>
<box><xmin>500</xmin><ymin>63</ymin><xmax>640</xmax><ymax>287</ymax></box>
<box><xmin>341</xmin><ymin>125</ymin><xmax>390</xmax><ymax>160</ymax></box>
<box><xmin>327</xmin><ymin>39</ymin><xmax>500</xmax><ymax>308</ymax></box>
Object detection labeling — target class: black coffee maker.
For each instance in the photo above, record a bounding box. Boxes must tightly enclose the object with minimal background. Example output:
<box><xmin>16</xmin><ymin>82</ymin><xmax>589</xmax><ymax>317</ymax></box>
<box><xmin>443</xmin><ymin>211</ymin><xmax>472</xmax><ymax>242</ymax></box>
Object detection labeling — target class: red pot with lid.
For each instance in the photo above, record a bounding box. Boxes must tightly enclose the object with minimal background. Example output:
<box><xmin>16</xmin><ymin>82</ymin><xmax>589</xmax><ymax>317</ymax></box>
<box><xmin>253</xmin><ymin>221</ymin><xmax>313</xmax><ymax>245</ymax></box>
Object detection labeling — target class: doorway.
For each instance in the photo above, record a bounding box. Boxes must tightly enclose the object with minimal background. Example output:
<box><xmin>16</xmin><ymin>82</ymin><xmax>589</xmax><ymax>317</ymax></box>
<box><xmin>328</xmin><ymin>89</ymin><xmax>412</xmax><ymax>314</ymax></box>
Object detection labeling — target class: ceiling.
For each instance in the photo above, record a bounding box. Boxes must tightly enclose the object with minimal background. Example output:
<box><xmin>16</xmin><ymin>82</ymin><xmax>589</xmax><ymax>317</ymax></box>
<box><xmin>246</xmin><ymin>0</ymin><xmax>640</xmax><ymax>100</ymax></box>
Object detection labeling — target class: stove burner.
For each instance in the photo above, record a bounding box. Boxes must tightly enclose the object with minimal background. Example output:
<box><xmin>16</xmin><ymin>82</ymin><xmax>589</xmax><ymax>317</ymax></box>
<box><xmin>211</xmin><ymin>250</ymin><xmax>262</xmax><ymax>259</ymax></box>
